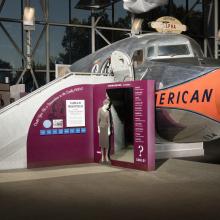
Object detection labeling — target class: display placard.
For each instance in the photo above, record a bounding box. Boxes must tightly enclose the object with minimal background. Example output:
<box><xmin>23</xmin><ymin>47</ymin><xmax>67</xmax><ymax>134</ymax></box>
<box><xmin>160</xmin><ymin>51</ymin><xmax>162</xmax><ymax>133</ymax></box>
<box><xmin>66</xmin><ymin>100</ymin><xmax>85</xmax><ymax>127</ymax></box>
<box><xmin>27</xmin><ymin>85</ymin><xmax>93</xmax><ymax>168</ymax></box>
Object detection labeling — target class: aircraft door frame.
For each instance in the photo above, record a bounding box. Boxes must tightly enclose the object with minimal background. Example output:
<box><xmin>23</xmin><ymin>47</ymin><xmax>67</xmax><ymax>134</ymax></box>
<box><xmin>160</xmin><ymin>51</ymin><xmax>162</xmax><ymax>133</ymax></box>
<box><xmin>111</xmin><ymin>50</ymin><xmax>134</xmax><ymax>82</ymax></box>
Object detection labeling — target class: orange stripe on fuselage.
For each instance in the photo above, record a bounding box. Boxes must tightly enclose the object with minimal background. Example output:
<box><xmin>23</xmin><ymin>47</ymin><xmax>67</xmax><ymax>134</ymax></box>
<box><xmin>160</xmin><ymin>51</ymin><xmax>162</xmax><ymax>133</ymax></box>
<box><xmin>155</xmin><ymin>69</ymin><xmax>220</xmax><ymax>122</ymax></box>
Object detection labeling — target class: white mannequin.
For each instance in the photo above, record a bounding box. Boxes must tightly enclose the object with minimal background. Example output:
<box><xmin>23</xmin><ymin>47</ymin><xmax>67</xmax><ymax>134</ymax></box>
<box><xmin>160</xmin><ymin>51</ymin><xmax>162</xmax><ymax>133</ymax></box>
<box><xmin>98</xmin><ymin>103</ymin><xmax>111</xmax><ymax>162</ymax></box>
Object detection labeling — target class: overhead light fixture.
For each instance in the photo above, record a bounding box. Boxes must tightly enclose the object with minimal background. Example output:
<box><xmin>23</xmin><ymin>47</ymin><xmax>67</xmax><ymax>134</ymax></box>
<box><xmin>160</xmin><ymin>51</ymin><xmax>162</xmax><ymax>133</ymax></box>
<box><xmin>23</xmin><ymin>7</ymin><xmax>35</xmax><ymax>31</ymax></box>
<box><xmin>75</xmin><ymin>0</ymin><xmax>120</xmax><ymax>10</ymax></box>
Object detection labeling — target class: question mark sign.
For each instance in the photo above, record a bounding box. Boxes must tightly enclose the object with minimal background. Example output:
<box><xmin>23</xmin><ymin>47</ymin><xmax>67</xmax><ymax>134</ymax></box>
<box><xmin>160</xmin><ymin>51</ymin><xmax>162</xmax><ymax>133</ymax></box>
<box><xmin>138</xmin><ymin>145</ymin><xmax>144</xmax><ymax>157</ymax></box>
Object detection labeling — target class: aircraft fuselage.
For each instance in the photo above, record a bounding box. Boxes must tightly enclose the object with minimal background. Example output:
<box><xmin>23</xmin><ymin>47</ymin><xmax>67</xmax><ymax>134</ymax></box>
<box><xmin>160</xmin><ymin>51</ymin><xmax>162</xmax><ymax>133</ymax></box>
<box><xmin>70</xmin><ymin>33</ymin><xmax>220</xmax><ymax>143</ymax></box>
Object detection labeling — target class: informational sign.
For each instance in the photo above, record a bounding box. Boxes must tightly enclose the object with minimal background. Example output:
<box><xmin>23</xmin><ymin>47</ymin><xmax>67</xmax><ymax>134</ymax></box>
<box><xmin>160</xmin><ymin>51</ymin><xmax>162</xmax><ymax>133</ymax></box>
<box><xmin>66</xmin><ymin>100</ymin><xmax>85</xmax><ymax>127</ymax></box>
<box><xmin>27</xmin><ymin>81</ymin><xmax>155</xmax><ymax>171</ymax></box>
<box><xmin>27</xmin><ymin>85</ymin><xmax>93</xmax><ymax>168</ymax></box>
<box><xmin>150</xmin><ymin>16</ymin><xmax>187</xmax><ymax>34</ymax></box>
<box><xmin>133</xmin><ymin>85</ymin><xmax>149</xmax><ymax>164</ymax></box>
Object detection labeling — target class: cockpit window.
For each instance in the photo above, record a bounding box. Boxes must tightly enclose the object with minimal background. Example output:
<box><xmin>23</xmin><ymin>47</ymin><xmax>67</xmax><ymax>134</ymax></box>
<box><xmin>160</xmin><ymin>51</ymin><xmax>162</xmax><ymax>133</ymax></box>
<box><xmin>147</xmin><ymin>46</ymin><xmax>155</xmax><ymax>58</ymax></box>
<box><xmin>158</xmin><ymin>44</ymin><xmax>190</xmax><ymax>57</ymax></box>
<box><xmin>132</xmin><ymin>49</ymin><xmax>144</xmax><ymax>67</ymax></box>
<box><xmin>190</xmin><ymin>40</ymin><xmax>204</xmax><ymax>58</ymax></box>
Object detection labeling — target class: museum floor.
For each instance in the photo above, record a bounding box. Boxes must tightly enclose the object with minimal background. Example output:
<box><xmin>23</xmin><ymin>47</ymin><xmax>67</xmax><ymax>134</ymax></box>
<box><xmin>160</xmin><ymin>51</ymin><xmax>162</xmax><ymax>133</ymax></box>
<box><xmin>0</xmin><ymin>157</ymin><xmax>220</xmax><ymax>220</ymax></box>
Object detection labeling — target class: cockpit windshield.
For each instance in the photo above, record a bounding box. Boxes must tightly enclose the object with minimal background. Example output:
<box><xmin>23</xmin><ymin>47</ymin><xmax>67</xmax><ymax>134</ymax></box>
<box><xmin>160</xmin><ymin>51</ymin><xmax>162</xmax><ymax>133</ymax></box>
<box><xmin>189</xmin><ymin>39</ymin><xmax>204</xmax><ymax>58</ymax></box>
<box><xmin>146</xmin><ymin>43</ymin><xmax>192</xmax><ymax>59</ymax></box>
<box><xmin>158</xmin><ymin>44</ymin><xmax>190</xmax><ymax>57</ymax></box>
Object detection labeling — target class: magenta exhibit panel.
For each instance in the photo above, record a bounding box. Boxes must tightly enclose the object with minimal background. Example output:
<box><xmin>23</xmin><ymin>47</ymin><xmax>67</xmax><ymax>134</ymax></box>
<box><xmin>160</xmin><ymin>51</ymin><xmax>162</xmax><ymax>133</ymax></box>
<box><xmin>27</xmin><ymin>85</ymin><xmax>94</xmax><ymax>167</ymax></box>
<box><xmin>27</xmin><ymin>80</ymin><xmax>155</xmax><ymax>171</ymax></box>
<box><xmin>93</xmin><ymin>81</ymin><xmax>155</xmax><ymax>170</ymax></box>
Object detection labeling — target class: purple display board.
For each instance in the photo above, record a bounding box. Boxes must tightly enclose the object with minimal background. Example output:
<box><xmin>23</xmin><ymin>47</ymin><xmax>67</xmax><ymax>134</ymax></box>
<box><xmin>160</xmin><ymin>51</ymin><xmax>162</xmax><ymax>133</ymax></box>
<box><xmin>93</xmin><ymin>81</ymin><xmax>155</xmax><ymax>171</ymax></box>
<box><xmin>27</xmin><ymin>81</ymin><xmax>155</xmax><ymax>171</ymax></box>
<box><xmin>27</xmin><ymin>85</ymin><xmax>94</xmax><ymax>168</ymax></box>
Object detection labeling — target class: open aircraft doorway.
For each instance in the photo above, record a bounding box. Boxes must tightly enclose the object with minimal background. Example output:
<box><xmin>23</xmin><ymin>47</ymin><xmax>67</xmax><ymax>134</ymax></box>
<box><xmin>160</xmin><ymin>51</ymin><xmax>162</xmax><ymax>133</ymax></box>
<box><xmin>107</xmin><ymin>88</ymin><xmax>134</xmax><ymax>163</ymax></box>
<box><xmin>111</xmin><ymin>50</ymin><xmax>134</xmax><ymax>82</ymax></box>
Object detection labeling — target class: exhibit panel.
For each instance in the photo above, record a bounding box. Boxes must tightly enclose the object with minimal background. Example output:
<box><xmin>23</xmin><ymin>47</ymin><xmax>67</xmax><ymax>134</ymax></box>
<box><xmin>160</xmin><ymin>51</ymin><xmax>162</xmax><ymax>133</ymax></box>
<box><xmin>0</xmin><ymin>75</ymin><xmax>113</xmax><ymax>170</ymax></box>
<box><xmin>27</xmin><ymin>85</ymin><xmax>94</xmax><ymax>168</ymax></box>
<box><xmin>93</xmin><ymin>80</ymin><xmax>155</xmax><ymax>171</ymax></box>
<box><xmin>27</xmin><ymin>80</ymin><xmax>155</xmax><ymax>171</ymax></box>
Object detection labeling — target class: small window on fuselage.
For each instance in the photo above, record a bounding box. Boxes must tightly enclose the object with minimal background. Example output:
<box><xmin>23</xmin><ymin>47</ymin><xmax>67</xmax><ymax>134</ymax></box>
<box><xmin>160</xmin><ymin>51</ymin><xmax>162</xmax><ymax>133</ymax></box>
<box><xmin>147</xmin><ymin>46</ymin><xmax>155</xmax><ymax>58</ymax></box>
<box><xmin>132</xmin><ymin>49</ymin><xmax>144</xmax><ymax>67</ymax></box>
